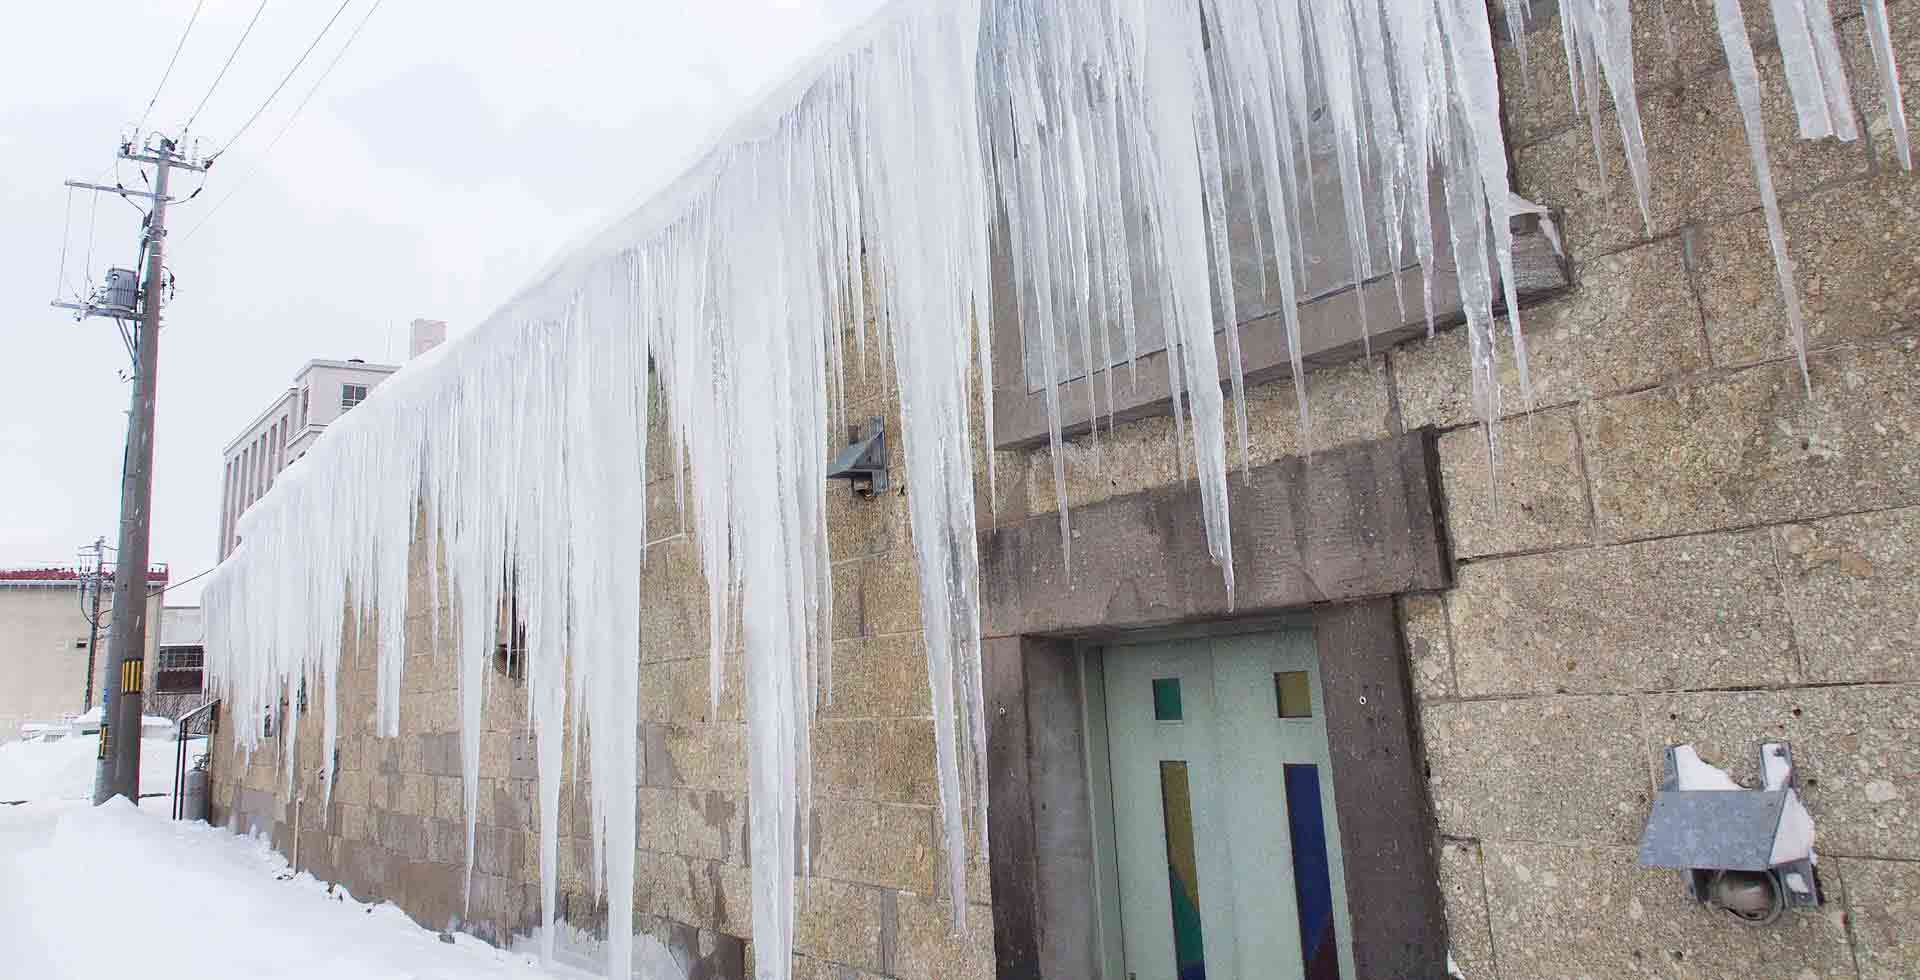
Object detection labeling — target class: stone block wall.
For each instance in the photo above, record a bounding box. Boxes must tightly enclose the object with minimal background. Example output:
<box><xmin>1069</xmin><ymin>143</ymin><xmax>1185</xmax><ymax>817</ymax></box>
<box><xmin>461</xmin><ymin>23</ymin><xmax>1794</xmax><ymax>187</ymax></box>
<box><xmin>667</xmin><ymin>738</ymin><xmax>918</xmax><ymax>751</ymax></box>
<box><xmin>210</xmin><ymin>3</ymin><xmax>1920</xmax><ymax>979</ymax></box>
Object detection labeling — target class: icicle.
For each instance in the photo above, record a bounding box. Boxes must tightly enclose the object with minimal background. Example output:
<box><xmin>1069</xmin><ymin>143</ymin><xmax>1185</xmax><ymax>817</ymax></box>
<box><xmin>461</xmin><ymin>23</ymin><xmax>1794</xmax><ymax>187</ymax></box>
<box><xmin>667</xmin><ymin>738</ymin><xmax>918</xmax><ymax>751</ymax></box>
<box><xmin>1861</xmin><ymin>0</ymin><xmax>1912</xmax><ymax>170</ymax></box>
<box><xmin>193</xmin><ymin>3</ymin><xmax>1832</xmax><ymax>980</ymax></box>
<box><xmin>1716</xmin><ymin>0</ymin><xmax>1814</xmax><ymax>390</ymax></box>
<box><xmin>1504</xmin><ymin>0</ymin><xmax>1533</xmax><ymax>75</ymax></box>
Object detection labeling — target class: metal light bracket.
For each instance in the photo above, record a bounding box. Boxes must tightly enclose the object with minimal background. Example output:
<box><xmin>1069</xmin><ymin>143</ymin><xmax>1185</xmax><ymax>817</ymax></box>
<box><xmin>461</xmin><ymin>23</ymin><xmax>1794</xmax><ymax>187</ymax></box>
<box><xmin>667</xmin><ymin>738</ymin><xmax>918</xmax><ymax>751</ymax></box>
<box><xmin>1639</xmin><ymin>741</ymin><xmax>1821</xmax><ymax>924</ymax></box>
<box><xmin>828</xmin><ymin>416</ymin><xmax>889</xmax><ymax>497</ymax></box>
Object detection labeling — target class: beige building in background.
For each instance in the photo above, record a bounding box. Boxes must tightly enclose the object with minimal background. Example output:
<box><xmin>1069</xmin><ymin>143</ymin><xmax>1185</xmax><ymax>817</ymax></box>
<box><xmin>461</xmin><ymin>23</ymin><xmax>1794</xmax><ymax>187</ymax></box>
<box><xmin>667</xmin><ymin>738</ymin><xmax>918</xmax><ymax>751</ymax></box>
<box><xmin>0</xmin><ymin>566</ymin><xmax>167</xmax><ymax>741</ymax></box>
<box><xmin>218</xmin><ymin>320</ymin><xmax>446</xmax><ymax>560</ymax></box>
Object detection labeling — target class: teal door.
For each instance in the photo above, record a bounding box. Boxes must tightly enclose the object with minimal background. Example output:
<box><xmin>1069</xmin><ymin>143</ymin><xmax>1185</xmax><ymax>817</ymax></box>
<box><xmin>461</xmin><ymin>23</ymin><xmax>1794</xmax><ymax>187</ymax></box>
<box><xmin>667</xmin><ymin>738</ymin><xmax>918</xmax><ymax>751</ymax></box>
<box><xmin>1103</xmin><ymin>630</ymin><xmax>1354</xmax><ymax>980</ymax></box>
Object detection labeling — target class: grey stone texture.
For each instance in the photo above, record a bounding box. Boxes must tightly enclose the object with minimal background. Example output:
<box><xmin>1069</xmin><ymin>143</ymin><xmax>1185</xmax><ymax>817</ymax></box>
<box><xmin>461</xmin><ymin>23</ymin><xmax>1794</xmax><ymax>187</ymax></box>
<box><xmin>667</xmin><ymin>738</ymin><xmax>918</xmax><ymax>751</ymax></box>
<box><xmin>1840</xmin><ymin>857</ymin><xmax>1920</xmax><ymax>980</ymax></box>
<box><xmin>1583</xmin><ymin>341</ymin><xmax>1920</xmax><ymax>542</ymax></box>
<box><xmin>1448</xmin><ymin>530</ymin><xmax>1797</xmax><ymax>696</ymax></box>
<box><xmin>1774</xmin><ymin>507</ymin><xmax>1920</xmax><ymax>683</ymax></box>
<box><xmin>204</xmin><ymin>6</ymin><xmax>1920</xmax><ymax>980</ymax></box>
<box><xmin>1482</xmin><ymin>840</ymin><xmax>1855</xmax><ymax>980</ymax></box>
<box><xmin>1423</xmin><ymin>694</ymin><xmax>1653</xmax><ymax>845</ymax></box>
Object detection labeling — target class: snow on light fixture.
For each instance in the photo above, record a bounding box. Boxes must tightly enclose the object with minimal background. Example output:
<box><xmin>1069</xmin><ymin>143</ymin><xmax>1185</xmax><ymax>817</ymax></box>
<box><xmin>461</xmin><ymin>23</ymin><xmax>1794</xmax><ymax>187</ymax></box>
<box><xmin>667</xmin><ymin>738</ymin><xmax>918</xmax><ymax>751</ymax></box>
<box><xmin>1638</xmin><ymin>742</ymin><xmax>1820</xmax><ymax>925</ymax></box>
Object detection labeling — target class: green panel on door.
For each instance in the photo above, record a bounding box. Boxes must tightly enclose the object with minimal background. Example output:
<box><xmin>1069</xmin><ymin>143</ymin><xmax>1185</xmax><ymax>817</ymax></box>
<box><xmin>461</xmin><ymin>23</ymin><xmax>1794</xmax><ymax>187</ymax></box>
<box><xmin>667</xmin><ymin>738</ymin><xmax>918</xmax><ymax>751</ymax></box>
<box><xmin>1159</xmin><ymin>761</ymin><xmax>1207</xmax><ymax>980</ymax></box>
<box><xmin>1153</xmin><ymin>677</ymin><xmax>1184</xmax><ymax>721</ymax></box>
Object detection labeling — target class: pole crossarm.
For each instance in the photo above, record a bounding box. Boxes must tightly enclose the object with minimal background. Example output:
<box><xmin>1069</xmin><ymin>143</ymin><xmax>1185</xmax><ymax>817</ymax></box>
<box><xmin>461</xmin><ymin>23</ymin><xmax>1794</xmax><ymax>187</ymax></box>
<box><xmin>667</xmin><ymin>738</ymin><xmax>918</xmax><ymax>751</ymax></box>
<box><xmin>63</xmin><ymin>180</ymin><xmax>171</xmax><ymax>202</ymax></box>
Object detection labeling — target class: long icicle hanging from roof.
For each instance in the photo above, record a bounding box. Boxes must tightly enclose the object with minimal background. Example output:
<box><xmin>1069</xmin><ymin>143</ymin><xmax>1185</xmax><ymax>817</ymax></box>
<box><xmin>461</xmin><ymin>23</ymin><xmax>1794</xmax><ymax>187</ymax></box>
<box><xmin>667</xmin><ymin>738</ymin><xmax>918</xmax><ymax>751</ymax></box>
<box><xmin>201</xmin><ymin>3</ymin><xmax>1910</xmax><ymax>980</ymax></box>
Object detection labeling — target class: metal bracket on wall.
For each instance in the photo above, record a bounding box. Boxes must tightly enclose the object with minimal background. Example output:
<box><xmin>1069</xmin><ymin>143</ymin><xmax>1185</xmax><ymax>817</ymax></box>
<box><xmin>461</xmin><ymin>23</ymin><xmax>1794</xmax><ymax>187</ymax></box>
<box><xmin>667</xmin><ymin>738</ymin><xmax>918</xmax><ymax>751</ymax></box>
<box><xmin>828</xmin><ymin>415</ymin><xmax>889</xmax><ymax>497</ymax></box>
<box><xmin>1639</xmin><ymin>741</ymin><xmax>1821</xmax><ymax>924</ymax></box>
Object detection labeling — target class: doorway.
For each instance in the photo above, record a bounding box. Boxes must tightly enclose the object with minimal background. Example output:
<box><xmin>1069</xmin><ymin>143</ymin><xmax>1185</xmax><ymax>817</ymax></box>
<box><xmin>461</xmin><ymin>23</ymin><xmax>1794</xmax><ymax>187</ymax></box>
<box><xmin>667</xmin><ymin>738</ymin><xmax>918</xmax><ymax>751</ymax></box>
<box><xmin>1095</xmin><ymin>628</ymin><xmax>1354</xmax><ymax>980</ymax></box>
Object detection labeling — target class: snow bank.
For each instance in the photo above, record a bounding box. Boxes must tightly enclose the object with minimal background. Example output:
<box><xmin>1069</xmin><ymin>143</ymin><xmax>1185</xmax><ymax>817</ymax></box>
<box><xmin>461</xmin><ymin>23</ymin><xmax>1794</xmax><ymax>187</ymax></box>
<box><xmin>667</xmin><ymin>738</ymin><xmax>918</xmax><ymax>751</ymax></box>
<box><xmin>0</xmin><ymin>799</ymin><xmax>683</xmax><ymax>980</ymax></box>
<box><xmin>0</xmin><ymin>735</ymin><xmax>196</xmax><ymax>804</ymax></box>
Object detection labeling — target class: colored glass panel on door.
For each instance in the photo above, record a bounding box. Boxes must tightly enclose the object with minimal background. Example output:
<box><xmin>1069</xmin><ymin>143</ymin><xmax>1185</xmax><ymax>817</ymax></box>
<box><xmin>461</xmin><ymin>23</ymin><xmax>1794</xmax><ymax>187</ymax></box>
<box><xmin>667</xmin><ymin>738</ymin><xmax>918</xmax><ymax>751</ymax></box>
<box><xmin>1284</xmin><ymin>764</ymin><xmax>1340</xmax><ymax>980</ymax></box>
<box><xmin>1153</xmin><ymin>677</ymin><xmax>1184</xmax><ymax>721</ymax></box>
<box><xmin>1275</xmin><ymin>670</ymin><xmax>1312</xmax><ymax>718</ymax></box>
<box><xmin>1160</xmin><ymin>761</ymin><xmax>1207</xmax><ymax>980</ymax></box>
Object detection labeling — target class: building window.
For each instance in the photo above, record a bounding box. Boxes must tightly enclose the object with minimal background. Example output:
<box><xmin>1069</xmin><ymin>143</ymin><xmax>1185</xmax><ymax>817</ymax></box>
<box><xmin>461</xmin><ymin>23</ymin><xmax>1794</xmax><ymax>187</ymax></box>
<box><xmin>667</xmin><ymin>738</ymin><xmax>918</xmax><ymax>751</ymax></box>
<box><xmin>341</xmin><ymin>383</ymin><xmax>368</xmax><ymax>410</ymax></box>
<box><xmin>298</xmin><ymin>387</ymin><xmax>309</xmax><ymax>428</ymax></box>
<box><xmin>156</xmin><ymin>645</ymin><xmax>205</xmax><ymax>694</ymax></box>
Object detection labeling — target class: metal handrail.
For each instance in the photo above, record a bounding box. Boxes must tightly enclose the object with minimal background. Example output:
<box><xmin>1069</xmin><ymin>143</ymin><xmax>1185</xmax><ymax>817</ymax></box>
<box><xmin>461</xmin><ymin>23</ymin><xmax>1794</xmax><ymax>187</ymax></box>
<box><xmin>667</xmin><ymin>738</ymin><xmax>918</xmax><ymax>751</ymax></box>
<box><xmin>171</xmin><ymin>698</ymin><xmax>219</xmax><ymax>820</ymax></box>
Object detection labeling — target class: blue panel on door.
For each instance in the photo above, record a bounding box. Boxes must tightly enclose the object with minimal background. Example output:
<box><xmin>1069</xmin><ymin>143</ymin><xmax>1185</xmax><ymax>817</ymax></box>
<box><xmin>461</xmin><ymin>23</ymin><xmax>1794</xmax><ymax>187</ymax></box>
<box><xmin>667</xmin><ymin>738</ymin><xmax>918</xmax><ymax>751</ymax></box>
<box><xmin>1285</xmin><ymin>764</ymin><xmax>1341</xmax><ymax>980</ymax></box>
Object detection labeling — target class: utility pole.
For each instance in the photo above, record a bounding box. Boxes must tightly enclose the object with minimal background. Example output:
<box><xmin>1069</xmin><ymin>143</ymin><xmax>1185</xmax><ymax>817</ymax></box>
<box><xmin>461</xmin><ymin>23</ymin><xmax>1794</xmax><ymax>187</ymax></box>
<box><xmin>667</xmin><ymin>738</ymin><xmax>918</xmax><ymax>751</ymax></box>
<box><xmin>77</xmin><ymin>537</ymin><xmax>109</xmax><ymax>712</ymax></box>
<box><xmin>54</xmin><ymin>134</ymin><xmax>207</xmax><ymax>804</ymax></box>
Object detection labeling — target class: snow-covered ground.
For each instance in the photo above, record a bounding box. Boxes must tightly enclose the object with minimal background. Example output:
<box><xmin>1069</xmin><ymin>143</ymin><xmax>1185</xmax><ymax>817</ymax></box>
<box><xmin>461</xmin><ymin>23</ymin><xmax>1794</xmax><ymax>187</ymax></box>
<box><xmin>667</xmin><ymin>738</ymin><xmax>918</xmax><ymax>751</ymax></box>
<box><xmin>0</xmin><ymin>799</ymin><xmax>682</xmax><ymax>979</ymax></box>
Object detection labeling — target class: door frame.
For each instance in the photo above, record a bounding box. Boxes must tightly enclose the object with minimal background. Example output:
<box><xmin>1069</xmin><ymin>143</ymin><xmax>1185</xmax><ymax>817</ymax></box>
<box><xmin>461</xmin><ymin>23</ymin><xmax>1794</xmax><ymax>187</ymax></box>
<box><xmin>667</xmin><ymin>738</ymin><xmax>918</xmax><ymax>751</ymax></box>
<box><xmin>979</xmin><ymin>431</ymin><xmax>1453</xmax><ymax>980</ymax></box>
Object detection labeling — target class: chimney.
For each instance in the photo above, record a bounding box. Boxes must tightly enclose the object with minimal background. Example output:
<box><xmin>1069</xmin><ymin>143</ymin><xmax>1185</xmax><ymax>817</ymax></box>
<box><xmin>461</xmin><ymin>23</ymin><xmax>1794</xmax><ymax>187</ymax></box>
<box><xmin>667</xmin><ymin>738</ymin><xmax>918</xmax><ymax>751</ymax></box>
<box><xmin>409</xmin><ymin>318</ymin><xmax>448</xmax><ymax>359</ymax></box>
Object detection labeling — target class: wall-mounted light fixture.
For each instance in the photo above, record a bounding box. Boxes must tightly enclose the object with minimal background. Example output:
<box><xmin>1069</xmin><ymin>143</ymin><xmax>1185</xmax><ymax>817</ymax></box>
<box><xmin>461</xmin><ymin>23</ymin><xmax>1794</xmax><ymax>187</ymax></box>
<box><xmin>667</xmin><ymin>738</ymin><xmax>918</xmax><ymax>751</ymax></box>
<box><xmin>828</xmin><ymin>416</ymin><xmax>888</xmax><ymax>497</ymax></box>
<box><xmin>1637</xmin><ymin>742</ymin><xmax>1820</xmax><ymax>925</ymax></box>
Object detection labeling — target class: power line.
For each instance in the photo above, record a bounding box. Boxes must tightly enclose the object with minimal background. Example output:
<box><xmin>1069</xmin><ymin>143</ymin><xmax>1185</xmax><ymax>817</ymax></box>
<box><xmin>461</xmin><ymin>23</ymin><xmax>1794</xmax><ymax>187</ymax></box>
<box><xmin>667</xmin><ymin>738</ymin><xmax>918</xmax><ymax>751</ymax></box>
<box><xmin>150</xmin><ymin>565</ymin><xmax>216</xmax><ymax>599</ymax></box>
<box><xmin>182</xmin><ymin>0</ymin><xmax>270</xmax><ymax>135</ymax></box>
<box><xmin>82</xmin><ymin>185</ymin><xmax>100</xmax><ymax>294</ymax></box>
<box><xmin>179</xmin><ymin>0</ymin><xmax>386</xmax><ymax>244</ymax></box>
<box><xmin>211</xmin><ymin>0</ymin><xmax>356</xmax><ymax>160</ymax></box>
<box><xmin>138</xmin><ymin>0</ymin><xmax>210</xmax><ymax>132</ymax></box>
<box><xmin>55</xmin><ymin>186</ymin><xmax>77</xmax><ymax>301</ymax></box>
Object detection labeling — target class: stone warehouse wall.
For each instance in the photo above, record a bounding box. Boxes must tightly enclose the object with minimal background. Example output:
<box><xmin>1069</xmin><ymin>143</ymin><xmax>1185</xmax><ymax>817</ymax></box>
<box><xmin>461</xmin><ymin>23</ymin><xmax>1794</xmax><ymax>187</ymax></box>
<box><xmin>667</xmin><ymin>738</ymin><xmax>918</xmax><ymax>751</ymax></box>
<box><xmin>212</xmin><ymin>2</ymin><xmax>1920</xmax><ymax>978</ymax></box>
<box><xmin>1414</xmin><ymin>4</ymin><xmax>1920</xmax><ymax>977</ymax></box>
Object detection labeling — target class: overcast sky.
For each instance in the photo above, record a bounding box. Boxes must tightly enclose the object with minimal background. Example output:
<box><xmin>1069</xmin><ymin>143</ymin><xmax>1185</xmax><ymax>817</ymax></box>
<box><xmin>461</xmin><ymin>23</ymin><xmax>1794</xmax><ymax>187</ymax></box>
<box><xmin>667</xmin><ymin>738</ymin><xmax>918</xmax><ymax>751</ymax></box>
<box><xmin>1</xmin><ymin>0</ymin><xmax>888</xmax><ymax>603</ymax></box>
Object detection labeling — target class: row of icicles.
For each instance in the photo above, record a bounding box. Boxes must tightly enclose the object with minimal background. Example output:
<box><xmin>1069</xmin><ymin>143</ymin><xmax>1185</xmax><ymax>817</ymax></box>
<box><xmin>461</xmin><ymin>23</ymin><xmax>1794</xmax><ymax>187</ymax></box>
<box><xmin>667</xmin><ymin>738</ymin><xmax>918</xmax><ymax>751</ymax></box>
<box><xmin>202</xmin><ymin>2</ymin><xmax>1909</xmax><ymax>979</ymax></box>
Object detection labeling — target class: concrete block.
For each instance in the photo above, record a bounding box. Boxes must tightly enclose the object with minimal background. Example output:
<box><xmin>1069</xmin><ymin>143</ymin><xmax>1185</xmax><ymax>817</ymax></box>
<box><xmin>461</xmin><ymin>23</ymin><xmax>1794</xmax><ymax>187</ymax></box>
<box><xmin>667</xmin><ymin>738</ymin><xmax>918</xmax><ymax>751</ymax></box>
<box><xmin>1398</xmin><ymin>593</ymin><xmax>1455</xmax><ymax>702</ymax></box>
<box><xmin>1449</xmin><ymin>531</ymin><xmax>1795</xmax><ymax>695</ymax></box>
<box><xmin>400</xmin><ymin>772</ymin><xmax>436</xmax><ymax>818</ymax></box>
<box><xmin>1840</xmin><ymin>857</ymin><xmax>1920</xmax><ymax>980</ymax></box>
<box><xmin>652</xmin><ymin>788</ymin><xmax>741</xmax><ymax>864</ymax></box>
<box><xmin>1422</xmin><ymin>695</ymin><xmax>1650</xmax><ymax>844</ymax></box>
<box><xmin>1482</xmin><ymin>840</ymin><xmax>1853</xmax><ymax>979</ymax></box>
<box><xmin>793</xmin><ymin>878</ymin><xmax>883</xmax><ymax>972</ymax></box>
<box><xmin>1022</xmin><ymin>412</ymin><xmax>1181</xmax><ymax>517</ymax></box>
<box><xmin>1852</xmin><ymin>0</ymin><xmax>1920</xmax><ymax>173</ymax></box>
<box><xmin>645</xmin><ymin>476</ymin><xmax>685</xmax><ymax>547</ymax></box>
<box><xmin>890</xmin><ymin>896</ymin><xmax>992</xmax><ymax>980</ymax></box>
<box><xmin>712</xmin><ymin>860</ymin><xmax>753</xmax><ymax>938</ymax></box>
<box><xmin>642</xmin><ymin>656</ymin><xmax>741</xmax><ymax>726</ymax></box>
<box><xmin>1436</xmin><ymin>839</ymin><xmax>1496</xmax><ymax>980</ymax></box>
<box><xmin>1775</xmin><ymin>508</ymin><xmax>1920</xmax><ymax>683</ymax></box>
<box><xmin>640</xmin><ymin>537</ymin><xmax>710</xmax><ymax>663</ymax></box>
<box><xmin>1583</xmin><ymin>343</ymin><xmax>1920</xmax><ymax>541</ymax></box>
<box><xmin>1438</xmin><ymin>407</ymin><xmax>1593</xmax><ymax>559</ymax></box>
<box><xmin>812</xmin><ymin>799</ymin><xmax>936</xmax><ymax>895</ymax></box>
<box><xmin>1238</xmin><ymin>355</ymin><xmax>1393</xmax><ymax>467</ymax></box>
<box><xmin>830</xmin><ymin>557</ymin><xmax>922</xmax><ymax>641</ymax></box>
<box><xmin>1696</xmin><ymin>173</ymin><xmax>1920</xmax><ymax>367</ymax></box>
<box><xmin>1644</xmin><ymin>685</ymin><xmax>1920</xmax><ymax>859</ymax></box>
<box><xmin>813</xmin><ymin>719</ymin><xmax>937</xmax><ymax>806</ymax></box>
<box><xmin>633</xmin><ymin>849</ymin><xmax>702</xmax><ymax>928</ymax></box>
<box><xmin>652</xmin><ymin>722</ymin><xmax>747</xmax><ymax>793</ymax></box>
<box><xmin>433</xmin><ymin>775</ymin><xmax>463</xmax><ymax>822</ymax></box>
<box><xmin>1516</xmin><ymin>34</ymin><xmax>1868</xmax><ymax>260</ymax></box>
<box><xmin>820</xmin><ymin>634</ymin><xmax>932</xmax><ymax>720</ymax></box>
<box><xmin>1391</xmin><ymin>240</ymin><xmax>1704</xmax><ymax>431</ymax></box>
